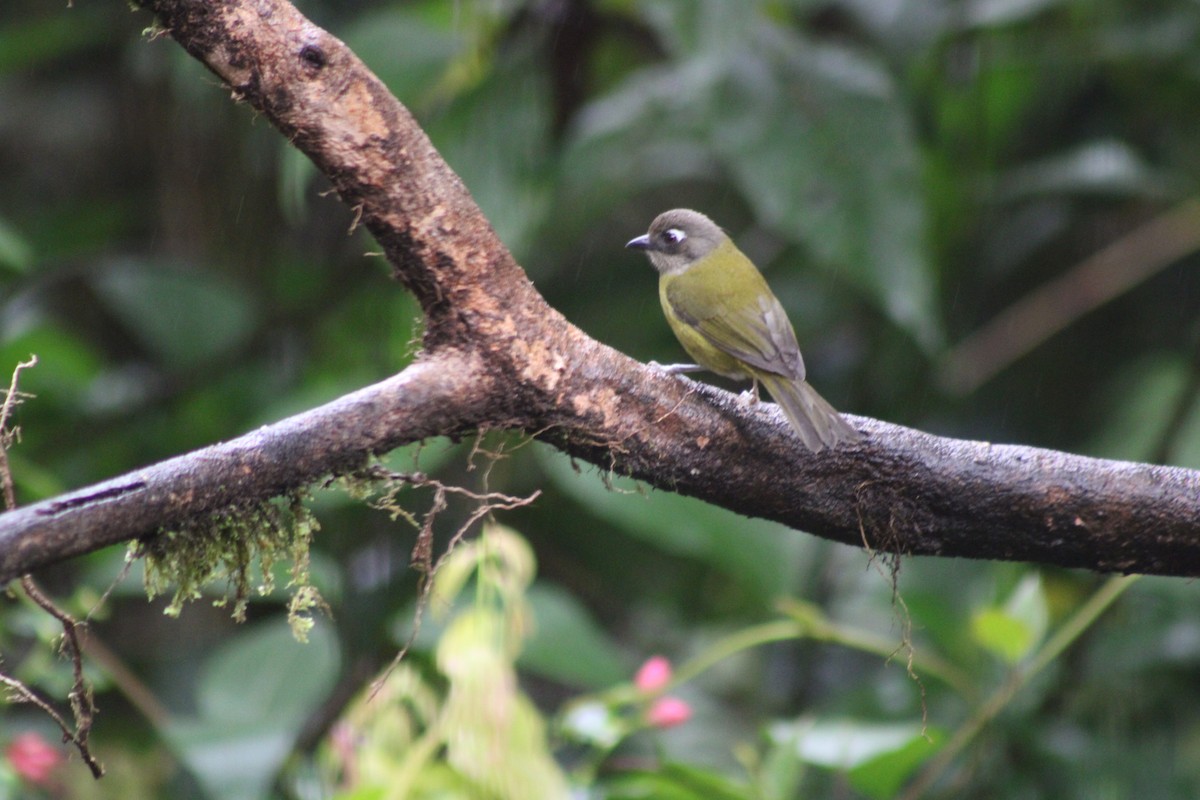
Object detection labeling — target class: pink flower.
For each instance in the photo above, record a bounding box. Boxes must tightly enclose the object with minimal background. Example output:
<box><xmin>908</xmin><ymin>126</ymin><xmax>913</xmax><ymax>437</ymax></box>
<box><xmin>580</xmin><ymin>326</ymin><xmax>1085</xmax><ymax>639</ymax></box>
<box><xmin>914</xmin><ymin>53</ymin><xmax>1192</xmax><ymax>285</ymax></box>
<box><xmin>6</xmin><ymin>732</ymin><xmax>63</xmax><ymax>786</ymax></box>
<box><xmin>646</xmin><ymin>696</ymin><xmax>692</xmax><ymax>728</ymax></box>
<box><xmin>634</xmin><ymin>655</ymin><xmax>673</xmax><ymax>693</ymax></box>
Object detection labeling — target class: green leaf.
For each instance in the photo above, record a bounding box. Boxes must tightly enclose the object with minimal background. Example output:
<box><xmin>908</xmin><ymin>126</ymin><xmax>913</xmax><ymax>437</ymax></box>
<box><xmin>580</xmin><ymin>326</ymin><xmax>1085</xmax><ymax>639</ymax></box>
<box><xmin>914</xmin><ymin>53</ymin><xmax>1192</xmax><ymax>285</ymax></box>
<box><xmin>536</xmin><ymin>446</ymin><xmax>806</xmax><ymax>599</ymax></box>
<box><xmin>566</xmin><ymin>8</ymin><xmax>938</xmax><ymax>348</ymax></box>
<box><xmin>197</xmin><ymin>621</ymin><xmax>338</xmax><ymax>725</ymax></box>
<box><xmin>166</xmin><ymin>723</ymin><xmax>294</xmax><ymax>800</ymax></box>
<box><xmin>715</xmin><ymin>38</ymin><xmax>938</xmax><ymax>348</ymax></box>
<box><xmin>602</xmin><ymin>762</ymin><xmax>753</xmax><ymax>800</ymax></box>
<box><xmin>427</xmin><ymin>47</ymin><xmax>555</xmax><ymax>263</ymax></box>
<box><xmin>638</xmin><ymin>0</ymin><xmax>762</xmax><ymax>59</ymax></box>
<box><xmin>521</xmin><ymin>583</ymin><xmax>627</xmax><ymax>688</ymax></box>
<box><xmin>997</xmin><ymin>139</ymin><xmax>1167</xmax><ymax>199</ymax></box>
<box><xmin>0</xmin><ymin>216</ymin><xmax>33</xmax><ymax>273</ymax></box>
<box><xmin>1090</xmin><ymin>354</ymin><xmax>1200</xmax><ymax>466</ymax></box>
<box><xmin>970</xmin><ymin>574</ymin><xmax>1048</xmax><ymax>663</ymax></box>
<box><xmin>437</xmin><ymin>609</ymin><xmax>571</xmax><ymax>799</ymax></box>
<box><xmin>755</xmin><ymin>722</ymin><xmax>806</xmax><ymax>800</ymax></box>
<box><xmin>971</xmin><ymin>608</ymin><xmax>1034</xmax><ymax>664</ymax></box>
<box><xmin>848</xmin><ymin>728</ymin><xmax>946</xmax><ymax>799</ymax></box>
<box><xmin>0</xmin><ymin>8</ymin><xmax>113</xmax><ymax>74</ymax></box>
<box><xmin>168</xmin><ymin>622</ymin><xmax>339</xmax><ymax>800</ymax></box>
<box><xmin>964</xmin><ymin>0</ymin><xmax>1069</xmax><ymax>28</ymax></box>
<box><xmin>771</xmin><ymin>718</ymin><xmax>942</xmax><ymax>797</ymax></box>
<box><xmin>276</xmin><ymin>145</ymin><xmax>317</xmax><ymax>226</ymax></box>
<box><xmin>0</xmin><ymin>323</ymin><xmax>102</xmax><ymax>405</ymax></box>
<box><xmin>342</xmin><ymin>7</ymin><xmax>467</xmax><ymax>107</ymax></box>
<box><xmin>1005</xmin><ymin>573</ymin><xmax>1049</xmax><ymax>641</ymax></box>
<box><xmin>89</xmin><ymin>260</ymin><xmax>257</xmax><ymax>367</ymax></box>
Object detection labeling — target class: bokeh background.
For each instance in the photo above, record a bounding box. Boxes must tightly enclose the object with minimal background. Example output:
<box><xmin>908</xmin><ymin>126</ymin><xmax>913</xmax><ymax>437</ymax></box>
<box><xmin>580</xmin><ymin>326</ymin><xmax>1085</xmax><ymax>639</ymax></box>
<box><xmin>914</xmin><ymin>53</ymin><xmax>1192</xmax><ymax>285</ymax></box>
<box><xmin>3</xmin><ymin>0</ymin><xmax>1200</xmax><ymax>797</ymax></box>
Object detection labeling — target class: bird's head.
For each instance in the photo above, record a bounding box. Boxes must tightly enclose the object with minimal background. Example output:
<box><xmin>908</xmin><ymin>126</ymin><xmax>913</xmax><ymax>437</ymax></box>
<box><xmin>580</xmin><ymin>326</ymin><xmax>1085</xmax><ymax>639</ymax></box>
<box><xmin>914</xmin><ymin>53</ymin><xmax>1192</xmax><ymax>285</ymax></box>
<box><xmin>626</xmin><ymin>208</ymin><xmax>726</xmax><ymax>276</ymax></box>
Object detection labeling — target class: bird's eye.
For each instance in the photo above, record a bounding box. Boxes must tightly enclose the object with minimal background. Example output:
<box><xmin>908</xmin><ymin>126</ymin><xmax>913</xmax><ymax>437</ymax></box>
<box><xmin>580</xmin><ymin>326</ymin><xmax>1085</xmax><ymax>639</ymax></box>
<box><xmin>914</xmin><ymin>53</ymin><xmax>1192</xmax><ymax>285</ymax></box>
<box><xmin>662</xmin><ymin>228</ymin><xmax>686</xmax><ymax>245</ymax></box>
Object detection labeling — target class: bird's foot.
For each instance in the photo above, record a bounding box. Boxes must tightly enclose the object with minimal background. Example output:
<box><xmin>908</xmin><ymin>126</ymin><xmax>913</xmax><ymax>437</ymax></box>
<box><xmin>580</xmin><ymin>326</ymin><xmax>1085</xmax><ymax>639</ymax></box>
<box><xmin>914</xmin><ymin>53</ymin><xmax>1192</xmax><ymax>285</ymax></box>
<box><xmin>737</xmin><ymin>380</ymin><xmax>762</xmax><ymax>406</ymax></box>
<box><xmin>650</xmin><ymin>361</ymin><xmax>703</xmax><ymax>376</ymax></box>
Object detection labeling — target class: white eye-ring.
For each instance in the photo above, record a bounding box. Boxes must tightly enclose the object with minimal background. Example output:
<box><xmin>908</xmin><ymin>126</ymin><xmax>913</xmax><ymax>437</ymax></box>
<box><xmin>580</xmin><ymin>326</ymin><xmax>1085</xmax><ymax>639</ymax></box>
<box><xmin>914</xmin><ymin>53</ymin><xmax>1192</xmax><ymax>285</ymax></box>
<box><xmin>662</xmin><ymin>228</ymin><xmax>686</xmax><ymax>245</ymax></box>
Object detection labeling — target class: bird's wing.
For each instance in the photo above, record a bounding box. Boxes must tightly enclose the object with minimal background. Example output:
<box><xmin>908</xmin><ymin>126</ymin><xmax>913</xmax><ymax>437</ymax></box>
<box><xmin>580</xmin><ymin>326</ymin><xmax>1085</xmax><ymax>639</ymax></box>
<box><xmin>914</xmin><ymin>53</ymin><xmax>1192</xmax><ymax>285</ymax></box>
<box><xmin>665</xmin><ymin>276</ymin><xmax>807</xmax><ymax>381</ymax></box>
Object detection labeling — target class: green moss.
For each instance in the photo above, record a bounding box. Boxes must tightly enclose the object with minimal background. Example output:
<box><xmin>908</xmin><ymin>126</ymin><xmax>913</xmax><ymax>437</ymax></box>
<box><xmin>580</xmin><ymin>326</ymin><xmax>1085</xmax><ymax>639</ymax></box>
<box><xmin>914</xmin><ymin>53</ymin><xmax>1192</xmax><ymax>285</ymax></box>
<box><xmin>133</xmin><ymin>493</ymin><xmax>326</xmax><ymax>642</ymax></box>
<box><xmin>331</xmin><ymin>470</ymin><xmax>424</xmax><ymax>533</ymax></box>
<box><xmin>336</xmin><ymin>471</ymin><xmax>378</xmax><ymax>502</ymax></box>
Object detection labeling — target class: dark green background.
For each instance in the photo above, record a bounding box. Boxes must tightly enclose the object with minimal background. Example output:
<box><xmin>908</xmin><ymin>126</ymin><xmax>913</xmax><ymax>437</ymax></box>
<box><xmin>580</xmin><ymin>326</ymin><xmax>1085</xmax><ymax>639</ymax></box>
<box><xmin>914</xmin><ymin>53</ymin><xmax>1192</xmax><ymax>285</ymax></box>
<box><xmin>3</xmin><ymin>0</ymin><xmax>1200</xmax><ymax>797</ymax></box>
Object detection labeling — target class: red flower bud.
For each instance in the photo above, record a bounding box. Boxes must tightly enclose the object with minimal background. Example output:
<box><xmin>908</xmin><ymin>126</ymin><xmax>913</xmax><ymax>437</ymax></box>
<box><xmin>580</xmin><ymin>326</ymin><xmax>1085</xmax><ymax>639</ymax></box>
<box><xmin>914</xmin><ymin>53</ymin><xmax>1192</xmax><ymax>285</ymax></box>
<box><xmin>634</xmin><ymin>655</ymin><xmax>672</xmax><ymax>693</ymax></box>
<box><xmin>6</xmin><ymin>732</ymin><xmax>63</xmax><ymax>786</ymax></box>
<box><xmin>646</xmin><ymin>696</ymin><xmax>692</xmax><ymax>728</ymax></box>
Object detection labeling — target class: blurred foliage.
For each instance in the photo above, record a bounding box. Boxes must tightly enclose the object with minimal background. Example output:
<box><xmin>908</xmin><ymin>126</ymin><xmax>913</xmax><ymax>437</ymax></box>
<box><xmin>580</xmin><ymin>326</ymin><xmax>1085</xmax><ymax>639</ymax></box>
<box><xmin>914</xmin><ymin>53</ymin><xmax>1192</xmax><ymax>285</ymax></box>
<box><xmin>314</xmin><ymin>524</ymin><xmax>570</xmax><ymax>799</ymax></box>
<box><xmin>3</xmin><ymin>0</ymin><xmax>1200</xmax><ymax>797</ymax></box>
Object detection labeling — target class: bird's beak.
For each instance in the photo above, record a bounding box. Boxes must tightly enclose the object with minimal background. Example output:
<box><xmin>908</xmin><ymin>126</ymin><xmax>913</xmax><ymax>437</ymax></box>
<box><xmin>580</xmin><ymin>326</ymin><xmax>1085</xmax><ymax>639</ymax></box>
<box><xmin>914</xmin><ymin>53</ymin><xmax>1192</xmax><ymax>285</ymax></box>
<box><xmin>626</xmin><ymin>234</ymin><xmax>651</xmax><ymax>251</ymax></box>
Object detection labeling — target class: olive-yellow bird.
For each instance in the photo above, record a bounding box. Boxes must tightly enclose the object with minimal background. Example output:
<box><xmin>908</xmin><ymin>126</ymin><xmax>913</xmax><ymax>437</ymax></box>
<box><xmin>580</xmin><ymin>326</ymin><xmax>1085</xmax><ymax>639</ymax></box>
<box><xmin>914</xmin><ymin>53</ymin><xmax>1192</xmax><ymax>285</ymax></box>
<box><xmin>627</xmin><ymin>208</ymin><xmax>859</xmax><ymax>451</ymax></box>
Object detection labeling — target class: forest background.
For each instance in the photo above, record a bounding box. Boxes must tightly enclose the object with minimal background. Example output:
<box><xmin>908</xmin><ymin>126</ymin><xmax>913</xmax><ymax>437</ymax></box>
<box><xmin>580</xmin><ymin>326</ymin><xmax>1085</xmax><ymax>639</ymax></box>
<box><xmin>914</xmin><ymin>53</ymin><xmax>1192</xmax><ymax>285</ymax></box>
<box><xmin>3</xmin><ymin>0</ymin><xmax>1200</xmax><ymax>798</ymax></box>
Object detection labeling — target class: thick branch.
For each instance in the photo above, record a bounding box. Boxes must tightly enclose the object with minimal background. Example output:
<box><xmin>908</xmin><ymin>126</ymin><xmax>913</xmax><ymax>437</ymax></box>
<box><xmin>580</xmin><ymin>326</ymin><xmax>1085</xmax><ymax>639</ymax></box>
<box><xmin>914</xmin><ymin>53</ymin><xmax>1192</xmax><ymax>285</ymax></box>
<box><xmin>3</xmin><ymin>354</ymin><xmax>1199</xmax><ymax>580</ymax></box>
<box><xmin>0</xmin><ymin>352</ymin><xmax>490</xmax><ymax>582</ymax></box>
<box><xmin>1</xmin><ymin>0</ymin><xmax>1198</xmax><ymax>582</ymax></box>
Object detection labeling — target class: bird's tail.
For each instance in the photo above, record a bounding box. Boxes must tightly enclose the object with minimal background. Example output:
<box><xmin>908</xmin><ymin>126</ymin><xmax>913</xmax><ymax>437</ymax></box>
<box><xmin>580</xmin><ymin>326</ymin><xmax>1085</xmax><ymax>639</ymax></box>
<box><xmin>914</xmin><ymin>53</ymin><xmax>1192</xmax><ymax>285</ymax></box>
<box><xmin>758</xmin><ymin>373</ymin><xmax>861</xmax><ymax>452</ymax></box>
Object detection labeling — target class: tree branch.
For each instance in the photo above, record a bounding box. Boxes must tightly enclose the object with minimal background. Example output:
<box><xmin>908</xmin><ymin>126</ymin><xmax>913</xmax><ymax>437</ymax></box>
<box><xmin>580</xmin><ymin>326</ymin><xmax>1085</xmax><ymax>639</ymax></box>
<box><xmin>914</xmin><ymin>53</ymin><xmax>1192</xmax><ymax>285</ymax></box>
<box><xmin>1</xmin><ymin>0</ymin><xmax>1199</xmax><ymax>583</ymax></box>
<box><xmin>0</xmin><ymin>351</ymin><xmax>490</xmax><ymax>581</ymax></box>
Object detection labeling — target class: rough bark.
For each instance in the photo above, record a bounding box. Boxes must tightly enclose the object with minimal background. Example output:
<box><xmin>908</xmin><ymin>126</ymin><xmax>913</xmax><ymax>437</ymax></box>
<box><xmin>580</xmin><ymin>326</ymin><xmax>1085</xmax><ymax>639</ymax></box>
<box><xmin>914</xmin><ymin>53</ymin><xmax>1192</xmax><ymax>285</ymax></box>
<box><xmin>1</xmin><ymin>0</ymin><xmax>1198</xmax><ymax>583</ymax></box>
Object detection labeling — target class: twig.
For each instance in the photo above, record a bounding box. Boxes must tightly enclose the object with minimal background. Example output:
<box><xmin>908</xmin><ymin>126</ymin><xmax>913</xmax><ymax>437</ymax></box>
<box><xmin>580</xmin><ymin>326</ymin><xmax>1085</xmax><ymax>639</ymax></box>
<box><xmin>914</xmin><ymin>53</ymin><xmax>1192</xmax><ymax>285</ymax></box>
<box><xmin>0</xmin><ymin>674</ymin><xmax>77</xmax><ymax>741</ymax></box>
<box><xmin>19</xmin><ymin>577</ymin><xmax>104</xmax><ymax>778</ymax></box>
<box><xmin>364</xmin><ymin>467</ymin><xmax>541</xmax><ymax>694</ymax></box>
<box><xmin>0</xmin><ymin>355</ymin><xmax>37</xmax><ymax>511</ymax></box>
<box><xmin>0</xmin><ymin>357</ymin><xmax>104</xmax><ymax>778</ymax></box>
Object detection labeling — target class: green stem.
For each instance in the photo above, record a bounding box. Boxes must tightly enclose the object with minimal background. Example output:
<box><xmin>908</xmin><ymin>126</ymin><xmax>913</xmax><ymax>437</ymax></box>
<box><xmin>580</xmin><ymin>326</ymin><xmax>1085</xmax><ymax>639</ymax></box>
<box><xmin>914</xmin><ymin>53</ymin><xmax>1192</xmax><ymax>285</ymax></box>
<box><xmin>899</xmin><ymin>574</ymin><xmax>1139</xmax><ymax>800</ymax></box>
<box><xmin>670</xmin><ymin>610</ymin><xmax>969</xmax><ymax>696</ymax></box>
<box><xmin>671</xmin><ymin>620</ymin><xmax>806</xmax><ymax>687</ymax></box>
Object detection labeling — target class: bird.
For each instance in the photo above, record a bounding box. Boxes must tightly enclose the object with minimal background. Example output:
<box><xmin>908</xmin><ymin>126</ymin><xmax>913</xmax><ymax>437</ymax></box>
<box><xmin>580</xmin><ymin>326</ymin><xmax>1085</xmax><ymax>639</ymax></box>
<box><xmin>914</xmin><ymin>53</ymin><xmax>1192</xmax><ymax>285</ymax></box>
<box><xmin>626</xmin><ymin>208</ymin><xmax>860</xmax><ymax>452</ymax></box>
